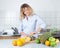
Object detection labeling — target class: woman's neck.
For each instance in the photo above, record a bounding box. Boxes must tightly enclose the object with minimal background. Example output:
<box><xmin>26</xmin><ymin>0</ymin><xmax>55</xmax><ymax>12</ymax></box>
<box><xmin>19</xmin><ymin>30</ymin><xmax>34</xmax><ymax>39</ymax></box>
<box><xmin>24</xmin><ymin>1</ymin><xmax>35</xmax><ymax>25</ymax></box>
<box><xmin>26</xmin><ymin>16</ymin><xmax>28</xmax><ymax>20</ymax></box>
<box><xmin>25</xmin><ymin>14</ymin><xmax>32</xmax><ymax>20</ymax></box>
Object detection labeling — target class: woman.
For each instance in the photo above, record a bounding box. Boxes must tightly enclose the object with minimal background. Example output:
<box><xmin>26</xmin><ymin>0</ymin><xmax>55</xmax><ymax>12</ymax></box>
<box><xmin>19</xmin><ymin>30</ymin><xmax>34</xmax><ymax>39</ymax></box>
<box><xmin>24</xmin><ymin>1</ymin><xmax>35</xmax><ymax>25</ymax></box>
<box><xmin>18</xmin><ymin>3</ymin><xmax>46</xmax><ymax>37</ymax></box>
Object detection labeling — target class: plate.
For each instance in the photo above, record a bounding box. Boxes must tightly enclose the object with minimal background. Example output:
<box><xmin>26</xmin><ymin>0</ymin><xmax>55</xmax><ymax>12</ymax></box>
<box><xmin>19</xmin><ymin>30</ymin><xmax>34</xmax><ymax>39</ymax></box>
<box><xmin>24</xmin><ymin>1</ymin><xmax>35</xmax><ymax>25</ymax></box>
<box><xmin>0</xmin><ymin>34</ymin><xmax>21</xmax><ymax>36</ymax></box>
<box><xmin>14</xmin><ymin>34</ymin><xmax>20</xmax><ymax>35</ymax></box>
<box><xmin>0</xmin><ymin>35</ymin><xmax>13</xmax><ymax>36</ymax></box>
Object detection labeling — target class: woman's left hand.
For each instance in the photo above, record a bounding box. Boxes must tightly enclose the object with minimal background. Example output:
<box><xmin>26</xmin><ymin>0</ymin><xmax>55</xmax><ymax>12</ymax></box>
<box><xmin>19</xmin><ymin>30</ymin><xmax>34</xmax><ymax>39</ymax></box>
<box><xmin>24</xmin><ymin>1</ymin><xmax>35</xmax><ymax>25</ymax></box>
<box><xmin>29</xmin><ymin>32</ymin><xmax>36</xmax><ymax>36</ymax></box>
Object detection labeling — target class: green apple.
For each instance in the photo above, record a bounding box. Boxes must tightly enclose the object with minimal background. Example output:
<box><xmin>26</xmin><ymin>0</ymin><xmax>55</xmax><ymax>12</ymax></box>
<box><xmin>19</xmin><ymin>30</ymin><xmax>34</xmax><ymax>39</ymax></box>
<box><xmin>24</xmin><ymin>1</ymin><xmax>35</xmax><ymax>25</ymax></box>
<box><xmin>49</xmin><ymin>37</ymin><xmax>55</xmax><ymax>42</ymax></box>
<box><xmin>34</xmin><ymin>38</ymin><xmax>40</xmax><ymax>44</ymax></box>
<box><xmin>50</xmin><ymin>41</ymin><xmax>56</xmax><ymax>47</ymax></box>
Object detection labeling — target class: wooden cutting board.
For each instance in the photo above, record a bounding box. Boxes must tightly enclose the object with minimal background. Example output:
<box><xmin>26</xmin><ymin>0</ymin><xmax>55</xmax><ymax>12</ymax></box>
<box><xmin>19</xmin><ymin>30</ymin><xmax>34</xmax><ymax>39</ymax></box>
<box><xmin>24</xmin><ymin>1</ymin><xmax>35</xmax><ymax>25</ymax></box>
<box><xmin>0</xmin><ymin>35</ymin><xmax>20</xmax><ymax>39</ymax></box>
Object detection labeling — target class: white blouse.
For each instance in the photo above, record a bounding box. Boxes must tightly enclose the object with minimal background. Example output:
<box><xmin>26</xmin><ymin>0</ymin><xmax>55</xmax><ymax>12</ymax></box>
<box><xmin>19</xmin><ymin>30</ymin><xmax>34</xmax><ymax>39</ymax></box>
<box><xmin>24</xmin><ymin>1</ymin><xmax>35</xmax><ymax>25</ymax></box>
<box><xmin>18</xmin><ymin>14</ymin><xmax>46</xmax><ymax>34</ymax></box>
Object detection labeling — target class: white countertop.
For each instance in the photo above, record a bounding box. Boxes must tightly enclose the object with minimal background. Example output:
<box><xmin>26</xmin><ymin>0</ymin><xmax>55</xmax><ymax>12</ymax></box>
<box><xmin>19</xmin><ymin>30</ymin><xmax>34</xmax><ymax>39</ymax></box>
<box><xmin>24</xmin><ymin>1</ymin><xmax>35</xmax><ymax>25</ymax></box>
<box><xmin>0</xmin><ymin>39</ymin><xmax>60</xmax><ymax>48</ymax></box>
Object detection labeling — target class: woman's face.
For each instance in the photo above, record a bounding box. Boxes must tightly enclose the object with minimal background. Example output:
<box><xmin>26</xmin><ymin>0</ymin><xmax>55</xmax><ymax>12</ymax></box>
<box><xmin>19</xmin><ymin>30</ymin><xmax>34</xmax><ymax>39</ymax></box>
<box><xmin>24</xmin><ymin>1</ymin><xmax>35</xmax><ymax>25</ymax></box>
<box><xmin>23</xmin><ymin>7</ymin><xmax>30</xmax><ymax>16</ymax></box>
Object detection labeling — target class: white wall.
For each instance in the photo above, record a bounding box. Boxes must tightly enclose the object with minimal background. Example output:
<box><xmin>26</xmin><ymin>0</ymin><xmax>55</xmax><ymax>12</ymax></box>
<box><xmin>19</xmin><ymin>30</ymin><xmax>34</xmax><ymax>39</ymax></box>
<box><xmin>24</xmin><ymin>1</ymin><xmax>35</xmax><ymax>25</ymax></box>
<box><xmin>0</xmin><ymin>0</ymin><xmax>60</xmax><ymax>31</ymax></box>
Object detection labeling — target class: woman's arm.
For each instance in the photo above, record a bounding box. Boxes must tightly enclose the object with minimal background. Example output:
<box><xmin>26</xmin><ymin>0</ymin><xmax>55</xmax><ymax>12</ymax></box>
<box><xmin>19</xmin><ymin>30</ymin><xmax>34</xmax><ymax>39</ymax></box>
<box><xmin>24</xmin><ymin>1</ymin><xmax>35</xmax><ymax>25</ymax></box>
<box><xmin>29</xmin><ymin>27</ymin><xmax>41</xmax><ymax>36</ymax></box>
<box><xmin>29</xmin><ymin>15</ymin><xmax>46</xmax><ymax>36</ymax></box>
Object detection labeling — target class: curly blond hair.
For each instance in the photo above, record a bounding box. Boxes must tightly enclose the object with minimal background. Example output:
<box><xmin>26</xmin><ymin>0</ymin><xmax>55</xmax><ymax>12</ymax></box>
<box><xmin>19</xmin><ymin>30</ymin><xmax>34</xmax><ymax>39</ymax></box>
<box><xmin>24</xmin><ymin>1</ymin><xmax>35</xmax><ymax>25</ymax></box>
<box><xmin>20</xmin><ymin>3</ymin><xmax>33</xmax><ymax>20</ymax></box>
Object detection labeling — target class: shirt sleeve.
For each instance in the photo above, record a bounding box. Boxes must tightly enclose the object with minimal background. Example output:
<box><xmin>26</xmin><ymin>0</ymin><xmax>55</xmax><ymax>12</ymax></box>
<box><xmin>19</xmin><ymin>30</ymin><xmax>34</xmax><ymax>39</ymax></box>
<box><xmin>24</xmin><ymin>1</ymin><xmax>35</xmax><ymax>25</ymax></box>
<box><xmin>18</xmin><ymin>20</ymin><xmax>23</xmax><ymax>33</ymax></box>
<box><xmin>36</xmin><ymin>15</ymin><xmax>46</xmax><ymax>29</ymax></box>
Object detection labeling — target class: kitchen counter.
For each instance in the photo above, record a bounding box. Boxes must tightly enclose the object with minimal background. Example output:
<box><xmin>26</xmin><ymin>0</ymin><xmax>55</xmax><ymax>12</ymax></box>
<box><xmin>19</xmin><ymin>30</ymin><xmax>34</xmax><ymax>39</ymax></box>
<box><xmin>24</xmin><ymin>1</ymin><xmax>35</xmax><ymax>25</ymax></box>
<box><xmin>0</xmin><ymin>39</ymin><xmax>60</xmax><ymax>48</ymax></box>
<box><xmin>0</xmin><ymin>30</ymin><xmax>60</xmax><ymax>48</ymax></box>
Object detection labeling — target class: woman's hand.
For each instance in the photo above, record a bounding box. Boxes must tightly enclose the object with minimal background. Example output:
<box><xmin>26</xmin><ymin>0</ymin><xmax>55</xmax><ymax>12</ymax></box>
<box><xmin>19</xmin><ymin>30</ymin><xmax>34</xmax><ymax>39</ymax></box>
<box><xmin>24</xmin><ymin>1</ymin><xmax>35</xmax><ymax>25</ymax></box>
<box><xmin>20</xmin><ymin>32</ymin><xmax>28</xmax><ymax>36</ymax></box>
<box><xmin>29</xmin><ymin>32</ymin><xmax>36</xmax><ymax>36</ymax></box>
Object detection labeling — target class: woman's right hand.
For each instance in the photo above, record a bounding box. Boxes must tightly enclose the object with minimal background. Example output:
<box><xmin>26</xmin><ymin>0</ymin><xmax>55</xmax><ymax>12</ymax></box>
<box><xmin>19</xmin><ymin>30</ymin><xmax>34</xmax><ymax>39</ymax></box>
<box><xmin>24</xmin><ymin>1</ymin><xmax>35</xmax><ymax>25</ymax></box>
<box><xmin>20</xmin><ymin>32</ymin><xmax>28</xmax><ymax>37</ymax></box>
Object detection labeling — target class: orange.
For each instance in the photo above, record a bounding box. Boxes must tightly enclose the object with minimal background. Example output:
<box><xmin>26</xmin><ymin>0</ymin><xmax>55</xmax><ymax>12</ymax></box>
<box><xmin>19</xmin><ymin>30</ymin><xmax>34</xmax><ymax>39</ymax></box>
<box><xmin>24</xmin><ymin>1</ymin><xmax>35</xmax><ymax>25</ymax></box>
<box><xmin>12</xmin><ymin>40</ymin><xmax>17</xmax><ymax>46</ymax></box>
<box><xmin>45</xmin><ymin>40</ymin><xmax>50</xmax><ymax>46</ymax></box>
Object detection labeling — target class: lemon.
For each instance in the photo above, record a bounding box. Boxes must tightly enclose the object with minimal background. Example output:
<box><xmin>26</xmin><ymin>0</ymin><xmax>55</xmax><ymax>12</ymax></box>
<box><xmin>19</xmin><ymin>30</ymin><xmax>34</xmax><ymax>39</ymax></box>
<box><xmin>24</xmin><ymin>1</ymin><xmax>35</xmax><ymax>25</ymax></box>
<box><xmin>55</xmin><ymin>39</ymin><xmax>59</xmax><ymax>44</ymax></box>
<box><xmin>45</xmin><ymin>40</ymin><xmax>50</xmax><ymax>46</ymax></box>
<box><xmin>17</xmin><ymin>40</ymin><xmax>23</xmax><ymax>46</ymax></box>
<box><xmin>25</xmin><ymin>37</ymin><xmax>31</xmax><ymax>42</ymax></box>
<box><xmin>20</xmin><ymin>37</ymin><xmax>25</xmax><ymax>44</ymax></box>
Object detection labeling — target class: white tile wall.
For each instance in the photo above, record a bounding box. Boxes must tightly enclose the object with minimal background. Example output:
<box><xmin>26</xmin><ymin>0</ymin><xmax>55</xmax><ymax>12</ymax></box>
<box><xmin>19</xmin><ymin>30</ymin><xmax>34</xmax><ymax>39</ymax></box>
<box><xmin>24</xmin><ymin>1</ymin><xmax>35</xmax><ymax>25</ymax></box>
<box><xmin>39</xmin><ymin>11</ymin><xmax>60</xmax><ymax>29</ymax></box>
<box><xmin>0</xmin><ymin>11</ymin><xmax>60</xmax><ymax>31</ymax></box>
